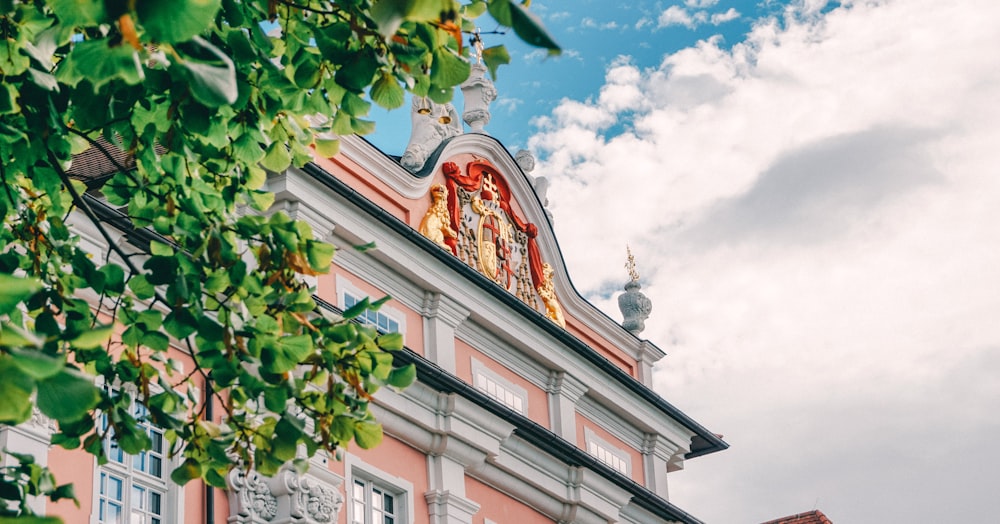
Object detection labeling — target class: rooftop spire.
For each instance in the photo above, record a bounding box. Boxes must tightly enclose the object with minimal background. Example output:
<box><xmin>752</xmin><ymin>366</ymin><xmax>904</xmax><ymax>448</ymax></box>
<box><xmin>460</xmin><ymin>29</ymin><xmax>497</xmax><ymax>134</ymax></box>
<box><xmin>618</xmin><ymin>245</ymin><xmax>652</xmax><ymax>335</ymax></box>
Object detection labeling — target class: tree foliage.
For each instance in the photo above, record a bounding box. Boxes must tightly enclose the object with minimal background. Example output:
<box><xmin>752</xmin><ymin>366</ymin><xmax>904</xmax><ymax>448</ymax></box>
<box><xmin>0</xmin><ymin>0</ymin><xmax>558</xmax><ymax>519</ymax></box>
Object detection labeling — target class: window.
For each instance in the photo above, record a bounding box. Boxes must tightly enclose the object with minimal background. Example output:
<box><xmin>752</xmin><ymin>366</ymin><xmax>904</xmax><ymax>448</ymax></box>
<box><xmin>471</xmin><ymin>358</ymin><xmax>528</xmax><ymax>414</ymax></box>
<box><xmin>345</xmin><ymin>293</ymin><xmax>400</xmax><ymax>333</ymax></box>
<box><xmin>337</xmin><ymin>276</ymin><xmax>406</xmax><ymax>335</ymax></box>
<box><xmin>345</xmin><ymin>455</ymin><xmax>412</xmax><ymax>524</ymax></box>
<box><xmin>95</xmin><ymin>391</ymin><xmax>171</xmax><ymax>524</ymax></box>
<box><xmin>584</xmin><ymin>428</ymin><xmax>631</xmax><ymax>477</ymax></box>
<box><xmin>351</xmin><ymin>478</ymin><xmax>398</xmax><ymax>524</ymax></box>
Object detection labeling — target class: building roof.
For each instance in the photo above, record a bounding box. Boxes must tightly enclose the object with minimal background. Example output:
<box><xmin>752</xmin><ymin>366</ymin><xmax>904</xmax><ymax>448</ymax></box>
<box><xmin>761</xmin><ymin>510</ymin><xmax>833</xmax><ymax>524</ymax></box>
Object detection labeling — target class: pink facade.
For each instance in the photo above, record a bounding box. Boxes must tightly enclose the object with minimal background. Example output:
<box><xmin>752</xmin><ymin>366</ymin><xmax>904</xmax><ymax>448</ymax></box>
<box><xmin>5</xmin><ymin>120</ymin><xmax>727</xmax><ymax>524</ymax></box>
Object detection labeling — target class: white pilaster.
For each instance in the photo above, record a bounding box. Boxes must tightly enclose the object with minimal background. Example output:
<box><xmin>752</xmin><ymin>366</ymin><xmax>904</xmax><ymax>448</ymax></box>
<box><xmin>546</xmin><ymin>371</ymin><xmax>587</xmax><ymax>440</ymax></box>
<box><xmin>641</xmin><ymin>434</ymin><xmax>681</xmax><ymax>500</ymax></box>
<box><xmin>422</xmin><ymin>292</ymin><xmax>470</xmax><ymax>374</ymax></box>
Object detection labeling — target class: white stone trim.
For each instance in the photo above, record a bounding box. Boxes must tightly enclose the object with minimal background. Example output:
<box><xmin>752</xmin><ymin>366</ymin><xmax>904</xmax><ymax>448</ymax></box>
<box><xmin>470</xmin><ymin>358</ymin><xmax>528</xmax><ymax>414</ymax></box>
<box><xmin>455</xmin><ymin>322</ymin><xmax>550</xmax><ymax>390</ymax></box>
<box><xmin>576</xmin><ymin>396</ymin><xmax>647</xmax><ymax>452</ymax></box>
<box><xmin>584</xmin><ymin>428</ymin><xmax>632</xmax><ymax>477</ymax></box>
<box><xmin>340</xmin><ymin>135</ymin><xmax>434</xmax><ymax>200</ymax></box>
<box><xmin>345</xmin><ymin>453</ymin><xmax>415</xmax><ymax>524</ymax></box>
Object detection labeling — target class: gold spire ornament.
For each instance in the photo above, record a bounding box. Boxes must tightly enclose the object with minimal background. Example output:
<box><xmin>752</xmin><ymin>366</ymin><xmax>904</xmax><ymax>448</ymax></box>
<box><xmin>625</xmin><ymin>244</ymin><xmax>640</xmax><ymax>283</ymax></box>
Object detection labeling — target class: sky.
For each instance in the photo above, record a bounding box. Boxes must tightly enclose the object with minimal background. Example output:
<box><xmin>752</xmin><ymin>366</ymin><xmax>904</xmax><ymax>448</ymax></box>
<box><xmin>371</xmin><ymin>1</ymin><xmax>1000</xmax><ymax>522</ymax></box>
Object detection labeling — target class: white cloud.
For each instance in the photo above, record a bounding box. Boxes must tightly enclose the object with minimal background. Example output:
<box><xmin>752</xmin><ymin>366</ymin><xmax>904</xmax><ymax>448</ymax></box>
<box><xmin>659</xmin><ymin>3</ymin><xmax>737</xmax><ymax>29</ymax></box>
<box><xmin>530</xmin><ymin>0</ymin><xmax>1000</xmax><ymax>522</ymax></box>
<box><xmin>658</xmin><ymin>5</ymin><xmax>701</xmax><ymax>28</ymax></box>
<box><xmin>710</xmin><ymin>7</ymin><xmax>740</xmax><ymax>24</ymax></box>
<box><xmin>494</xmin><ymin>97</ymin><xmax>523</xmax><ymax>114</ymax></box>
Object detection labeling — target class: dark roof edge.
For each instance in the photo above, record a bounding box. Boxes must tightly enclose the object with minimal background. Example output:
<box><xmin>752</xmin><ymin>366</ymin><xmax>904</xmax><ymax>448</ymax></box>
<box><xmin>300</xmin><ymin>162</ymin><xmax>728</xmax><ymax>459</ymax></box>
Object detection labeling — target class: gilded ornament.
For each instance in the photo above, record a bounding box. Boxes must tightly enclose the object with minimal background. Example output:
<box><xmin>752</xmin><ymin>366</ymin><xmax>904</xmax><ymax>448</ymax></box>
<box><xmin>419</xmin><ymin>184</ymin><xmax>457</xmax><ymax>250</ymax></box>
<box><xmin>537</xmin><ymin>263</ymin><xmax>566</xmax><ymax>328</ymax></box>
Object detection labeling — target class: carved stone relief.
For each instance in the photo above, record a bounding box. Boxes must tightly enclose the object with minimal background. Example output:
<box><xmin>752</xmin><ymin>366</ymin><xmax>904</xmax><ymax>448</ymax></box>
<box><xmin>227</xmin><ymin>466</ymin><xmax>344</xmax><ymax>524</ymax></box>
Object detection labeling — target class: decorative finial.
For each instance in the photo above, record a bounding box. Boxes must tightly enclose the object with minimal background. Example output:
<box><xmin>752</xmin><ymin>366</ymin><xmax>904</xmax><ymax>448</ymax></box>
<box><xmin>470</xmin><ymin>28</ymin><xmax>484</xmax><ymax>65</ymax></box>
<box><xmin>625</xmin><ymin>244</ymin><xmax>640</xmax><ymax>283</ymax></box>
<box><xmin>460</xmin><ymin>31</ymin><xmax>497</xmax><ymax>134</ymax></box>
<box><xmin>618</xmin><ymin>244</ymin><xmax>652</xmax><ymax>335</ymax></box>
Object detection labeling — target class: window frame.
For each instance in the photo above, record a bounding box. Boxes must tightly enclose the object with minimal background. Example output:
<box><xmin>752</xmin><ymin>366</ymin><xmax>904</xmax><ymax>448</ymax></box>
<box><xmin>471</xmin><ymin>358</ymin><xmax>529</xmax><ymax>414</ymax></box>
<box><xmin>336</xmin><ymin>275</ymin><xmax>407</xmax><ymax>335</ymax></box>
<box><xmin>584</xmin><ymin>427</ymin><xmax>632</xmax><ymax>477</ymax></box>
<box><xmin>91</xmin><ymin>383</ymin><xmax>181</xmax><ymax>524</ymax></box>
<box><xmin>344</xmin><ymin>454</ymin><xmax>413</xmax><ymax>524</ymax></box>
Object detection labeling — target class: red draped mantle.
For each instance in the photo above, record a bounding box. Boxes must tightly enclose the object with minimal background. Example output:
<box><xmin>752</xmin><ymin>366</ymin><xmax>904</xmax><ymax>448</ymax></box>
<box><xmin>442</xmin><ymin>161</ymin><xmax>544</xmax><ymax>289</ymax></box>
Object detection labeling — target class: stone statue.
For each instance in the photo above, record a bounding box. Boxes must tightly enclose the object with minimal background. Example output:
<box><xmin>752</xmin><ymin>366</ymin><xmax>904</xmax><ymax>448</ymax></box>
<box><xmin>401</xmin><ymin>97</ymin><xmax>462</xmax><ymax>172</ymax></box>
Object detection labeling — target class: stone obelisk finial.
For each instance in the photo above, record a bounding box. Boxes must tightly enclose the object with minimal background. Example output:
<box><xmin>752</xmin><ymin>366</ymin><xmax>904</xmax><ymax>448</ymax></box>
<box><xmin>460</xmin><ymin>29</ymin><xmax>497</xmax><ymax>134</ymax></box>
<box><xmin>618</xmin><ymin>245</ymin><xmax>652</xmax><ymax>335</ymax></box>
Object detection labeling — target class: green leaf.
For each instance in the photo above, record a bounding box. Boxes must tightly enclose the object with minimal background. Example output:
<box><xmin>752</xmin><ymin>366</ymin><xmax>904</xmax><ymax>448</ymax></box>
<box><xmin>49</xmin><ymin>0</ymin><xmax>105</xmax><ymax>27</ymax></box>
<box><xmin>487</xmin><ymin>0</ymin><xmax>560</xmax><ymax>53</ymax></box>
<box><xmin>0</xmin><ymin>83</ymin><xmax>19</xmax><ymax>115</ymax></box>
<box><xmin>149</xmin><ymin>240</ymin><xmax>174</xmax><ymax>256</ymax></box>
<box><xmin>0</xmin><ymin>357</ymin><xmax>35</xmax><ymax>424</ymax></box>
<box><xmin>430</xmin><ymin>47</ymin><xmax>471</xmax><ymax>88</ymax></box>
<box><xmin>305</xmin><ymin>240</ymin><xmax>335</xmax><ymax>272</ymax></box>
<box><xmin>371</xmin><ymin>73</ymin><xmax>405</xmax><ymax>110</ymax></box>
<box><xmin>314</xmin><ymin>137</ymin><xmax>340</xmax><ymax>158</ymax></box>
<box><xmin>261</xmin><ymin>142</ymin><xmax>291</xmax><ymax>172</ymax></box>
<box><xmin>481</xmin><ymin>45</ymin><xmax>510</xmax><ymax>80</ymax></box>
<box><xmin>353</xmin><ymin>421</ymin><xmax>383</xmax><ymax>449</ymax></box>
<box><xmin>164</xmin><ymin>309</ymin><xmax>198</xmax><ymax>339</ymax></box>
<box><xmin>36</xmin><ymin>368</ymin><xmax>100</xmax><ymax>423</ymax></box>
<box><xmin>386</xmin><ymin>363</ymin><xmax>416</xmax><ymax>388</ymax></box>
<box><xmin>262</xmin><ymin>335</ymin><xmax>313</xmax><ymax>374</ymax></box>
<box><xmin>177</xmin><ymin>37</ymin><xmax>238</xmax><ymax>107</ymax></box>
<box><xmin>128</xmin><ymin>274</ymin><xmax>156</xmax><ymax>300</ymax></box>
<box><xmin>335</xmin><ymin>48</ymin><xmax>378</xmax><ymax>93</ymax></box>
<box><xmin>56</xmin><ymin>39</ymin><xmax>144</xmax><ymax>91</ymax></box>
<box><xmin>71</xmin><ymin>325</ymin><xmax>113</xmax><ymax>349</ymax></box>
<box><xmin>369</xmin><ymin>0</ymin><xmax>408</xmax><ymax>38</ymax></box>
<box><xmin>0</xmin><ymin>274</ymin><xmax>41</xmax><ymax>315</ymax></box>
<box><xmin>0</xmin><ymin>516</ymin><xmax>64</xmax><ymax>524</ymax></box>
<box><xmin>136</xmin><ymin>0</ymin><xmax>223</xmax><ymax>44</ymax></box>
<box><xmin>170</xmin><ymin>459</ymin><xmax>203</xmax><ymax>485</ymax></box>
<box><xmin>376</xmin><ymin>332</ymin><xmax>404</xmax><ymax>351</ymax></box>
<box><xmin>463</xmin><ymin>0</ymin><xmax>488</xmax><ymax>18</ymax></box>
<box><xmin>98</xmin><ymin>264</ymin><xmax>126</xmax><ymax>295</ymax></box>
<box><xmin>7</xmin><ymin>347</ymin><xmax>66</xmax><ymax>380</ymax></box>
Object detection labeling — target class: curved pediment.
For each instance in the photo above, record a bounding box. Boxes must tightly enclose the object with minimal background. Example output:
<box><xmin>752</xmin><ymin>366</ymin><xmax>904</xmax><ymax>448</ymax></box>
<box><xmin>332</xmin><ymin>133</ymin><xmax>664</xmax><ymax>373</ymax></box>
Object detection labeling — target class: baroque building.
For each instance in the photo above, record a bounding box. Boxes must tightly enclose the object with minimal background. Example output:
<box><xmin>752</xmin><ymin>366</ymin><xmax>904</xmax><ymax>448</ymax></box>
<box><xmin>0</xmin><ymin>64</ymin><xmax>727</xmax><ymax>524</ymax></box>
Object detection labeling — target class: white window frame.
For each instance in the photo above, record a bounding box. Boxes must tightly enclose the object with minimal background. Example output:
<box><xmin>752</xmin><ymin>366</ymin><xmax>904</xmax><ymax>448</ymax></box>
<box><xmin>90</xmin><ymin>383</ymin><xmax>182</xmax><ymax>524</ymax></box>
<box><xmin>336</xmin><ymin>275</ymin><xmax>407</xmax><ymax>335</ymax></box>
<box><xmin>345</xmin><ymin>454</ymin><xmax>413</xmax><ymax>524</ymax></box>
<box><xmin>584</xmin><ymin>428</ymin><xmax>632</xmax><ymax>477</ymax></box>
<box><xmin>471</xmin><ymin>358</ymin><xmax>528</xmax><ymax>414</ymax></box>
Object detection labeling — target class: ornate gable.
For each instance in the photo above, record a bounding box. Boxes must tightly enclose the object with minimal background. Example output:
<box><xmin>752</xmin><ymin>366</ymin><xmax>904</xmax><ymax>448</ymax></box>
<box><xmin>419</xmin><ymin>159</ymin><xmax>565</xmax><ymax>328</ymax></box>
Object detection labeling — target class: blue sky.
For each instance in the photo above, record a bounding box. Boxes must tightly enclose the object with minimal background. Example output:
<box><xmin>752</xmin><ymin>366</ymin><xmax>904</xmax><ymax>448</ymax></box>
<box><xmin>369</xmin><ymin>0</ymin><xmax>785</xmax><ymax>154</ymax></box>
<box><xmin>369</xmin><ymin>1</ymin><xmax>1000</xmax><ymax>522</ymax></box>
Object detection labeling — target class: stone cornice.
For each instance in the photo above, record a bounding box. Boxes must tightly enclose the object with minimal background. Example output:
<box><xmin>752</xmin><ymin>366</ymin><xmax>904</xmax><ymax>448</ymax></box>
<box><xmin>421</xmin><ymin>291</ymin><xmax>471</xmax><ymax>328</ymax></box>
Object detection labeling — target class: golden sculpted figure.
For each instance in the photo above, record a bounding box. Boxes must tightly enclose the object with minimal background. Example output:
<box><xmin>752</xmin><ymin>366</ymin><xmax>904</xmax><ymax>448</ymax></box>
<box><xmin>419</xmin><ymin>184</ymin><xmax>457</xmax><ymax>250</ymax></box>
<box><xmin>537</xmin><ymin>263</ymin><xmax>566</xmax><ymax>328</ymax></box>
